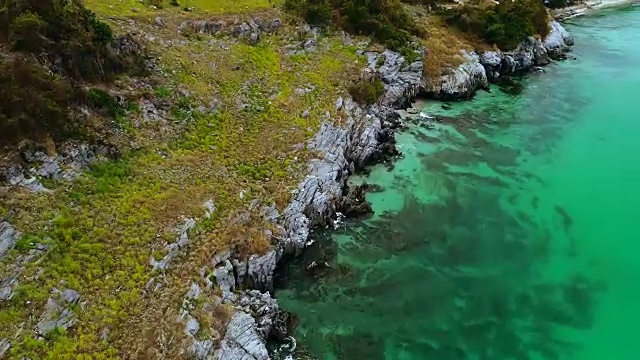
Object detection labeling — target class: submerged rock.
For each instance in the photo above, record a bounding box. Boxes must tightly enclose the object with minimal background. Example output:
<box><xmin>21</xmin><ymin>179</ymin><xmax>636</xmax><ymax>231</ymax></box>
<box><xmin>340</xmin><ymin>183</ymin><xmax>373</xmax><ymax>217</ymax></box>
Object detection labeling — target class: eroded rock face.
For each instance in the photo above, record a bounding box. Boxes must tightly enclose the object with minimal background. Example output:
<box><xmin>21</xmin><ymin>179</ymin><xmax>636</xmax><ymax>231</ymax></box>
<box><xmin>246</xmin><ymin>251</ymin><xmax>277</xmax><ymax>292</ymax></box>
<box><xmin>210</xmin><ymin>291</ymin><xmax>290</xmax><ymax>360</ymax></box>
<box><xmin>367</xmin><ymin>49</ymin><xmax>425</xmax><ymax>108</ymax></box>
<box><xmin>544</xmin><ymin>20</ymin><xmax>575</xmax><ymax>56</ymax></box>
<box><xmin>281</xmin><ymin>47</ymin><xmax>424</xmax><ymax>259</ymax></box>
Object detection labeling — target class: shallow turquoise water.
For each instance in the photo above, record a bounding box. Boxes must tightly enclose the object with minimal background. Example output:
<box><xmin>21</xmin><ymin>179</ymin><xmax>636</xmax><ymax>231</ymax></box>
<box><xmin>274</xmin><ymin>5</ymin><xmax>640</xmax><ymax>360</ymax></box>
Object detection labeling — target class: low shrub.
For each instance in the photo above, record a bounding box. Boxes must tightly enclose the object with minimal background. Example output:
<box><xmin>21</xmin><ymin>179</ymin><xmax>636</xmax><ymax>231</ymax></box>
<box><xmin>445</xmin><ymin>0</ymin><xmax>550</xmax><ymax>50</ymax></box>
<box><xmin>348</xmin><ymin>74</ymin><xmax>386</xmax><ymax>105</ymax></box>
<box><xmin>89</xmin><ymin>88</ymin><xmax>125</xmax><ymax>119</ymax></box>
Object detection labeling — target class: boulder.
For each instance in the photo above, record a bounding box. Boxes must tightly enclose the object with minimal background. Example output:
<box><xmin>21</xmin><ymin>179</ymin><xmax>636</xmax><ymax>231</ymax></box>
<box><xmin>214</xmin><ymin>312</ymin><xmax>270</xmax><ymax>360</ymax></box>
<box><xmin>428</xmin><ymin>50</ymin><xmax>488</xmax><ymax>100</ymax></box>
<box><xmin>544</xmin><ymin>20</ymin><xmax>575</xmax><ymax>58</ymax></box>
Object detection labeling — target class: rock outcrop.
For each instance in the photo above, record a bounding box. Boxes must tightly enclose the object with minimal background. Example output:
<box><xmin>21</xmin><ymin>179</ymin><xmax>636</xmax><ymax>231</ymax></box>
<box><xmin>214</xmin><ymin>312</ymin><xmax>270</xmax><ymax>360</ymax></box>
<box><xmin>0</xmin><ymin>221</ymin><xmax>20</xmax><ymax>259</ymax></box>
<box><xmin>1</xmin><ymin>143</ymin><xmax>109</xmax><ymax>192</ymax></box>
<box><xmin>430</xmin><ymin>20</ymin><xmax>574</xmax><ymax>99</ymax></box>
<box><xmin>428</xmin><ymin>50</ymin><xmax>489</xmax><ymax>100</ymax></box>
<box><xmin>0</xmin><ymin>338</ymin><xmax>10</xmax><ymax>357</ymax></box>
<box><xmin>36</xmin><ymin>288</ymin><xmax>82</xmax><ymax>336</ymax></box>
<box><xmin>178</xmin><ymin>17</ymin><xmax>282</xmax><ymax>45</ymax></box>
<box><xmin>150</xmin><ymin>217</ymin><xmax>196</xmax><ymax>271</ymax></box>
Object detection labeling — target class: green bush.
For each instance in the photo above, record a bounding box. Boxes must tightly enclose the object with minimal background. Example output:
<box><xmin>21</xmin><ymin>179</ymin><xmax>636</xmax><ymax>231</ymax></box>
<box><xmin>445</xmin><ymin>0</ymin><xmax>550</xmax><ymax>50</ymax></box>
<box><xmin>0</xmin><ymin>0</ymin><xmax>147</xmax><ymax>145</ymax></box>
<box><xmin>0</xmin><ymin>0</ymin><xmax>134</xmax><ymax>81</ymax></box>
<box><xmin>89</xmin><ymin>88</ymin><xmax>124</xmax><ymax>118</ymax></box>
<box><xmin>348</xmin><ymin>76</ymin><xmax>386</xmax><ymax>105</ymax></box>
<box><xmin>9</xmin><ymin>11</ymin><xmax>45</xmax><ymax>52</ymax></box>
<box><xmin>0</xmin><ymin>57</ymin><xmax>77</xmax><ymax>143</ymax></box>
<box><xmin>285</xmin><ymin>0</ymin><xmax>420</xmax><ymax>51</ymax></box>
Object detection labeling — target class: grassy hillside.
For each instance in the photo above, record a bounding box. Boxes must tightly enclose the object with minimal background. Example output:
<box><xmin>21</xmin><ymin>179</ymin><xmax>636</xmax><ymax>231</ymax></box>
<box><xmin>0</xmin><ymin>1</ymin><xmax>365</xmax><ymax>359</ymax></box>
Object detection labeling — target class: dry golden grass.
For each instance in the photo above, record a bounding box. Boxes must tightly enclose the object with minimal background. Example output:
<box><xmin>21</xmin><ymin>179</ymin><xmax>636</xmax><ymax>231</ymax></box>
<box><xmin>410</xmin><ymin>9</ymin><xmax>493</xmax><ymax>84</ymax></box>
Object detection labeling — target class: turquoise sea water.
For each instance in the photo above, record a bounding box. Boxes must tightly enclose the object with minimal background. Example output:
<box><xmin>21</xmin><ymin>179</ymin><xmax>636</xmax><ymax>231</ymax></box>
<box><xmin>273</xmin><ymin>5</ymin><xmax>640</xmax><ymax>360</ymax></box>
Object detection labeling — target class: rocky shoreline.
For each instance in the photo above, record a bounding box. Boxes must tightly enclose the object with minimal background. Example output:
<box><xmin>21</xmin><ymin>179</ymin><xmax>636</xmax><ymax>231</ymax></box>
<box><xmin>426</xmin><ymin>20</ymin><xmax>574</xmax><ymax>100</ymax></box>
<box><xmin>206</xmin><ymin>19</ymin><xmax>575</xmax><ymax>360</ymax></box>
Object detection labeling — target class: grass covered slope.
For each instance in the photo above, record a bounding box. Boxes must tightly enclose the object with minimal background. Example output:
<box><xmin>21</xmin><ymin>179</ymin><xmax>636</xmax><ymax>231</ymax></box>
<box><xmin>0</xmin><ymin>1</ymin><xmax>367</xmax><ymax>358</ymax></box>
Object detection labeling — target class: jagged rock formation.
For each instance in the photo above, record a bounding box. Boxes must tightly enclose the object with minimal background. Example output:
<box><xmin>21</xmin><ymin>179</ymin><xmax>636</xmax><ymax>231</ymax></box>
<box><xmin>429</xmin><ymin>50</ymin><xmax>489</xmax><ymax>100</ymax></box>
<box><xmin>150</xmin><ymin>218</ymin><xmax>197</xmax><ymax>271</ymax></box>
<box><xmin>429</xmin><ymin>21</ymin><xmax>574</xmax><ymax>99</ymax></box>
<box><xmin>178</xmin><ymin>17</ymin><xmax>282</xmax><ymax>45</ymax></box>
<box><xmin>214</xmin><ymin>312</ymin><xmax>270</xmax><ymax>360</ymax></box>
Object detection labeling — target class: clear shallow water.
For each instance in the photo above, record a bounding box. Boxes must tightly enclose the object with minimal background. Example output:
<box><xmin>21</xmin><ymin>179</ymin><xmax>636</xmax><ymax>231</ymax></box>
<box><xmin>273</xmin><ymin>5</ymin><xmax>640</xmax><ymax>360</ymax></box>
